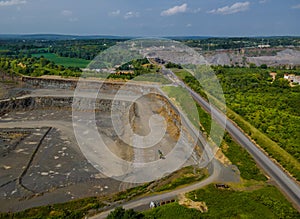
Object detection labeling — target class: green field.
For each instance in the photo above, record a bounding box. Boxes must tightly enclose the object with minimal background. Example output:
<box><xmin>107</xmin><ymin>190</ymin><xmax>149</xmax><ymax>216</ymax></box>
<box><xmin>143</xmin><ymin>185</ymin><xmax>300</xmax><ymax>219</ymax></box>
<box><xmin>0</xmin><ymin>197</ymin><xmax>105</xmax><ymax>219</ymax></box>
<box><xmin>32</xmin><ymin>53</ymin><xmax>90</xmax><ymax>68</ymax></box>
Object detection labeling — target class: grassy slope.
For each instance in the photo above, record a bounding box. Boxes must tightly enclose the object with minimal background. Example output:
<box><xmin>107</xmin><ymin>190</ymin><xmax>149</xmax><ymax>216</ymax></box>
<box><xmin>162</xmin><ymin>85</ymin><xmax>266</xmax><ymax>181</ymax></box>
<box><xmin>32</xmin><ymin>53</ymin><xmax>90</xmax><ymax>68</ymax></box>
<box><xmin>0</xmin><ymin>197</ymin><xmax>104</xmax><ymax>219</ymax></box>
<box><xmin>144</xmin><ymin>185</ymin><xmax>300</xmax><ymax>218</ymax></box>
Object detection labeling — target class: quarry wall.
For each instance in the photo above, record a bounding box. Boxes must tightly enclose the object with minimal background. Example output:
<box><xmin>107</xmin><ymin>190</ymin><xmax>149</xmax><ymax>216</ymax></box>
<box><xmin>0</xmin><ymin>96</ymin><xmax>134</xmax><ymax>116</ymax></box>
<box><xmin>3</xmin><ymin>77</ymin><xmax>186</xmax><ymax>147</ymax></box>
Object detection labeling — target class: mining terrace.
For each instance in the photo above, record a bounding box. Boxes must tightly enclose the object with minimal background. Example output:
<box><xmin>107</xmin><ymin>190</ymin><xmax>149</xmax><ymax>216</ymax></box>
<box><xmin>0</xmin><ymin>77</ymin><xmax>203</xmax><ymax>212</ymax></box>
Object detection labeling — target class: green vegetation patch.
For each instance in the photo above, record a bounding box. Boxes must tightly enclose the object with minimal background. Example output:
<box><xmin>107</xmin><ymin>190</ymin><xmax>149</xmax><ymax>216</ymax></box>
<box><xmin>0</xmin><ymin>57</ymin><xmax>82</xmax><ymax>77</ymax></box>
<box><xmin>162</xmin><ymin>86</ymin><xmax>201</xmax><ymax>130</ymax></box>
<box><xmin>32</xmin><ymin>53</ymin><xmax>90</xmax><ymax>68</ymax></box>
<box><xmin>153</xmin><ymin>166</ymin><xmax>207</xmax><ymax>192</ymax></box>
<box><xmin>109</xmin><ymin>183</ymin><xmax>299</xmax><ymax>219</ymax></box>
<box><xmin>0</xmin><ymin>197</ymin><xmax>105</xmax><ymax>219</ymax></box>
<box><xmin>196</xmin><ymin>96</ymin><xmax>266</xmax><ymax>181</ymax></box>
<box><xmin>227</xmin><ymin>107</ymin><xmax>300</xmax><ymax>181</ymax></box>
<box><xmin>144</xmin><ymin>185</ymin><xmax>300</xmax><ymax>218</ymax></box>
<box><xmin>222</xmin><ymin>133</ymin><xmax>267</xmax><ymax>181</ymax></box>
<box><xmin>132</xmin><ymin>74</ymin><xmax>170</xmax><ymax>84</ymax></box>
<box><xmin>163</xmin><ymin>83</ymin><xmax>265</xmax><ymax>181</ymax></box>
<box><xmin>107</xmin><ymin>207</ymin><xmax>144</xmax><ymax>219</ymax></box>
<box><xmin>186</xmin><ymin>184</ymin><xmax>300</xmax><ymax>219</ymax></box>
<box><xmin>144</xmin><ymin>202</ymin><xmax>204</xmax><ymax>219</ymax></box>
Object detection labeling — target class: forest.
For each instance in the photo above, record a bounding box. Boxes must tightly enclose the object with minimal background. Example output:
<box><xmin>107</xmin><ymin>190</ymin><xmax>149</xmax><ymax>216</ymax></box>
<box><xmin>0</xmin><ymin>57</ymin><xmax>82</xmax><ymax>77</ymax></box>
<box><xmin>172</xmin><ymin>65</ymin><xmax>300</xmax><ymax>180</ymax></box>
<box><xmin>213</xmin><ymin>66</ymin><xmax>300</xmax><ymax>161</ymax></box>
<box><xmin>1</xmin><ymin>36</ymin><xmax>300</xmax><ymax>62</ymax></box>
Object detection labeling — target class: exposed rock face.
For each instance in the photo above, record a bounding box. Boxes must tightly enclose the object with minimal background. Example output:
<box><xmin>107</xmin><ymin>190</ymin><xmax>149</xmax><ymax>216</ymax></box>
<box><xmin>2</xmin><ymin>78</ymin><xmax>189</xmax><ymax>149</ymax></box>
<box><xmin>206</xmin><ymin>53</ymin><xmax>231</xmax><ymax>66</ymax></box>
<box><xmin>22</xmin><ymin>77</ymin><xmax>78</xmax><ymax>89</ymax></box>
<box><xmin>0</xmin><ymin>96</ymin><xmax>133</xmax><ymax>116</ymax></box>
<box><xmin>3</xmin><ymin>77</ymin><xmax>189</xmax><ymax>144</ymax></box>
<box><xmin>247</xmin><ymin>49</ymin><xmax>300</xmax><ymax>66</ymax></box>
<box><xmin>22</xmin><ymin>76</ymin><xmax>158</xmax><ymax>94</ymax></box>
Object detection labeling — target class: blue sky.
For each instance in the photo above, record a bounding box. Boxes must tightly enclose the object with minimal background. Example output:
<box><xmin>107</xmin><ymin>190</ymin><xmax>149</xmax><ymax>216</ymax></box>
<box><xmin>0</xmin><ymin>0</ymin><xmax>299</xmax><ymax>36</ymax></box>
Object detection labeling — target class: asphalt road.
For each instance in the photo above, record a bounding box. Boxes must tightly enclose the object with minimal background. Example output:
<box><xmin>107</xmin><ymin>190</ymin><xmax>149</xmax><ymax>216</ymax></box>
<box><xmin>163</xmin><ymin>67</ymin><xmax>300</xmax><ymax>211</ymax></box>
<box><xmin>90</xmin><ymin>162</ymin><xmax>221</xmax><ymax>219</ymax></box>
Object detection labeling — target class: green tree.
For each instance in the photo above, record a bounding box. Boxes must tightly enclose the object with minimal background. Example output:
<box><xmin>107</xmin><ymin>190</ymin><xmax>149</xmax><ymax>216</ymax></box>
<box><xmin>107</xmin><ymin>207</ymin><xmax>126</xmax><ymax>219</ymax></box>
<box><xmin>107</xmin><ymin>207</ymin><xmax>144</xmax><ymax>219</ymax></box>
<box><xmin>249</xmin><ymin>63</ymin><xmax>257</xmax><ymax>68</ymax></box>
<box><xmin>260</xmin><ymin>64</ymin><xmax>268</xmax><ymax>69</ymax></box>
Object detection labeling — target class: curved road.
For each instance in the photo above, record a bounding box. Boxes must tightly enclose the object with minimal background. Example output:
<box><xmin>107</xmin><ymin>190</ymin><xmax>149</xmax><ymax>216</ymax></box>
<box><xmin>91</xmin><ymin>160</ymin><xmax>221</xmax><ymax>219</ymax></box>
<box><xmin>0</xmin><ymin>93</ymin><xmax>223</xmax><ymax>218</ymax></box>
<box><xmin>163</xmin><ymin>67</ymin><xmax>300</xmax><ymax>211</ymax></box>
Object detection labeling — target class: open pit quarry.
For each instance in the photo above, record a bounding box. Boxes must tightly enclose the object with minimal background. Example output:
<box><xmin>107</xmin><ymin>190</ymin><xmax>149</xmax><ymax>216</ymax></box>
<box><xmin>0</xmin><ymin>77</ymin><xmax>206</xmax><ymax>212</ymax></box>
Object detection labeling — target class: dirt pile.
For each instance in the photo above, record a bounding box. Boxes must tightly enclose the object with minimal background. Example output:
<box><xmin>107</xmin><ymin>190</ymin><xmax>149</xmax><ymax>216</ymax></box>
<box><xmin>178</xmin><ymin>194</ymin><xmax>208</xmax><ymax>213</ymax></box>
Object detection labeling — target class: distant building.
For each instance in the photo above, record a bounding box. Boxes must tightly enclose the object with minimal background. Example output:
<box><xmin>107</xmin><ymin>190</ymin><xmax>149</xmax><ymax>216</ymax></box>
<box><xmin>258</xmin><ymin>44</ymin><xmax>270</xmax><ymax>49</ymax></box>
<box><xmin>284</xmin><ymin>73</ymin><xmax>300</xmax><ymax>84</ymax></box>
<box><xmin>284</xmin><ymin>73</ymin><xmax>289</xmax><ymax>80</ymax></box>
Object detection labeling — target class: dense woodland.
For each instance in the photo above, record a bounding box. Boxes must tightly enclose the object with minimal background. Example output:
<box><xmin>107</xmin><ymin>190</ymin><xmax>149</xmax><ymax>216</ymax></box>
<box><xmin>214</xmin><ymin>66</ymin><xmax>300</xmax><ymax>161</ymax></box>
<box><xmin>0</xmin><ymin>57</ymin><xmax>82</xmax><ymax>77</ymax></box>
<box><xmin>182</xmin><ymin>37</ymin><xmax>300</xmax><ymax>50</ymax></box>
<box><xmin>0</xmin><ymin>39</ymin><xmax>122</xmax><ymax>60</ymax></box>
<box><xmin>1</xmin><ymin>36</ymin><xmax>300</xmax><ymax>61</ymax></box>
<box><xmin>175</xmin><ymin>65</ymin><xmax>300</xmax><ymax>179</ymax></box>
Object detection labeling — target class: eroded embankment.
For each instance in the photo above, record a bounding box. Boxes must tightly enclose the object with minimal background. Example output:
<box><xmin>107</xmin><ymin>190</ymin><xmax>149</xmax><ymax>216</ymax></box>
<box><xmin>2</xmin><ymin>77</ymin><xmax>199</xmax><ymax>152</ymax></box>
<box><xmin>4</xmin><ymin>77</ymin><xmax>183</xmax><ymax>138</ymax></box>
<box><xmin>0</xmin><ymin>96</ymin><xmax>133</xmax><ymax>116</ymax></box>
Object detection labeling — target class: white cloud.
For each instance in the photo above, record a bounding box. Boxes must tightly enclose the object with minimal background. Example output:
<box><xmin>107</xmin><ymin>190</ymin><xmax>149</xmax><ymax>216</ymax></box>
<box><xmin>161</xmin><ymin>3</ymin><xmax>187</xmax><ymax>16</ymax></box>
<box><xmin>61</xmin><ymin>10</ymin><xmax>78</xmax><ymax>22</ymax></box>
<box><xmin>61</xmin><ymin>10</ymin><xmax>73</xmax><ymax>17</ymax></box>
<box><xmin>186</xmin><ymin>23</ymin><xmax>192</xmax><ymax>27</ymax></box>
<box><xmin>0</xmin><ymin>0</ymin><xmax>26</xmax><ymax>7</ymax></box>
<box><xmin>124</xmin><ymin>11</ymin><xmax>139</xmax><ymax>19</ymax></box>
<box><xmin>291</xmin><ymin>4</ymin><xmax>300</xmax><ymax>9</ymax></box>
<box><xmin>208</xmin><ymin>2</ymin><xmax>250</xmax><ymax>15</ymax></box>
<box><xmin>69</xmin><ymin>17</ymin><xmax>78</xmax><ymax>22</ymax></box>
<box><xmin>259</xmin><ymin>0</ymin><xmax>268</xmax><ymax>4</ymax></box>
<box><xmin>192</xmin><ymin>8</ymin><xmax>201</xmax><ymax>13</ymax></box>
<box><xmin>109</xmin><ymin>10</ymin><xmax>121</xmax><ymax>16</ymax></box>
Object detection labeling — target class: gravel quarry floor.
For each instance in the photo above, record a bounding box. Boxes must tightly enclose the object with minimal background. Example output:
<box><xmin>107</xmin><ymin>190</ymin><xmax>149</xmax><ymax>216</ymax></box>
<box><xmin>0</xmin><ymin>84</ymin><xmax>200</xmax><ymax>212</ymax></box>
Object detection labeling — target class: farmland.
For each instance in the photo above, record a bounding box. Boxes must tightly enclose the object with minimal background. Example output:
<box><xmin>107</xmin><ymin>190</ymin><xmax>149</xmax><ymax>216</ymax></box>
<box><xmin>32</xmin><ymin>53</ymin><xmax>90</xmax><ymax>68</ymax></box>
